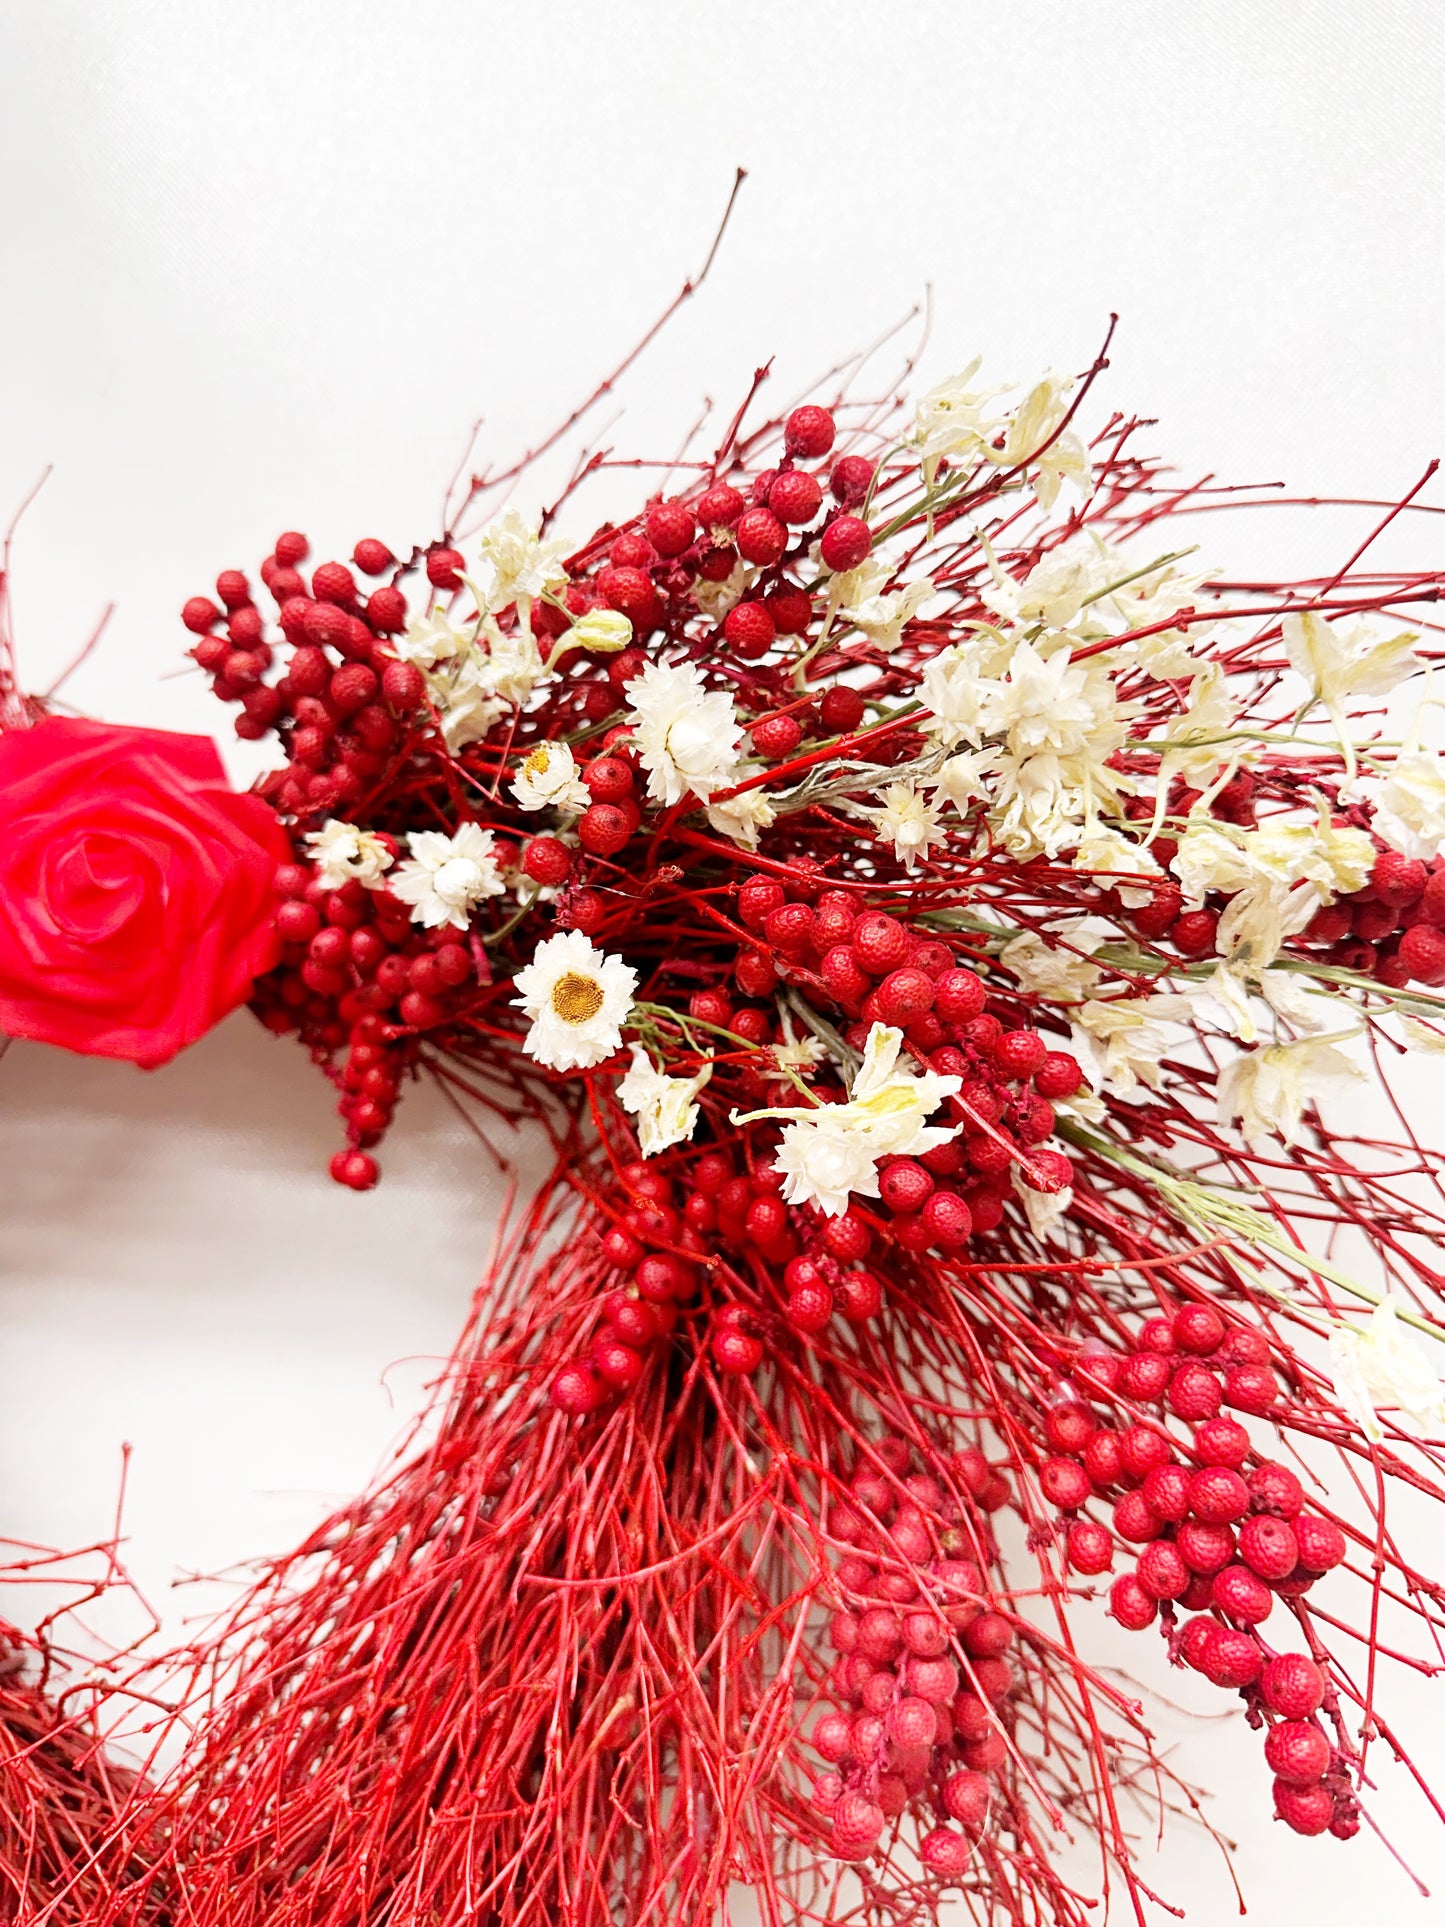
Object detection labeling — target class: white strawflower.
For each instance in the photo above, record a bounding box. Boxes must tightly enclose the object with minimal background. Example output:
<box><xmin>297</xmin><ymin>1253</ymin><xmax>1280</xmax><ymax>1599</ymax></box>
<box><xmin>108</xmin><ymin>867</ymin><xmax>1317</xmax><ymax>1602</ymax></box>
<box><xmin>476</xmin><ymin>618</ymin><xmax>550</xmax><ymax>708</ymax></box>
<box><xmin>513</xmin><ymin>930</ymin><xmax>638</xmax><ymax>1072</ymax></box>
<box><xmin>617</xmin><ymin>1045</ymin><xmax>710</xmax><ymax>1156</ymax></box>
<box><xmin>1216</xmin><ymin>1032</ymin><xmax>1364</xmax><ymax>1152</ymax></box>
<box><xmin>510</xmin><ymin>741</ymin><xmax>590</xmax><ymax>814</ymax></box>
<box><xmin>427</xmin><ymin>658</ymin><xmax>507</xmax><ymax>751</ymax></box>
<box><xmin>869</xmin><ymin>781</ymin><xmax>947</xmax><ymax>873</ymax></box>
<box><xmin>1327</xmin><ymin>1296</ymin><xmax>1445</xmax><ymax>1443</ymax></box>
<box><xmin>304</xmin><ymin>819</ymin><xmax>394</xmax><ymax>890</ymax></box>
<box><xmin>389</xmin><ymin>823</ymin><xmax>506</xmax><ymax>930</ymax></box>
<box><xmin>921</xmin><ymin>643</ymin><xmax>991</xmax><ymax>750</ymax></box>
<box><xmin>912</xmin><ymin>358</ymin><xmax>1011</xmax><ymax>486</ymax></box>
<box><xmin>625</xmin><ymin>659</ymin><xmax>743</xmax><ymax>807</ymax></box>
<box><xmin>772</xmin><ymin>1109</ymin><xmax>886</xmax><ymax>1217</ymax></box>
<box><xmin>834</xmin><ymin>574</ymin><xmax>936</xmax><ymax>650</ymax></box>
<box><xmin>1071</xmin><ymin>822</ymin><xmax>1162</xmax><ymax>908</ymax></box>
<box><xmin>994</xmin><ymin>369</ymin><xmax>1092</xmax><ymax>509</ymax></box>
<box><xmin>1012</xmin><ymin>1162</ymin><xmax>1074</xmax><ymax>1237</ymax></box>
<box><xmin>705</xmin><ymin>773</ymin><xmax>777</xmax><ymax>851</ymax></box>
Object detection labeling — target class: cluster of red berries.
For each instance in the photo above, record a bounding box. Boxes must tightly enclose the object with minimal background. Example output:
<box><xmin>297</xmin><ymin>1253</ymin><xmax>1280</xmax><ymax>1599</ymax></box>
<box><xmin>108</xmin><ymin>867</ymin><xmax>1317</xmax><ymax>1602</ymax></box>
<box><xmin>182</xmin><ymin>534</ymin><xmax>429</xmax><ymax>817</ymax></box>
<box><xmin>1030</xmin><ymin>1309</ymin><xmax>1358</xmax><ymax>1837</ymax></box>
<box><xmin>253</xmin><ymin>863</ymin><xmax>487</xmax><ymax>1190</ymax></box>
<box><xmin>809</xmin><ymin>1437</ymin><xmax>1016</xmax><ymax>1878</ymax></box>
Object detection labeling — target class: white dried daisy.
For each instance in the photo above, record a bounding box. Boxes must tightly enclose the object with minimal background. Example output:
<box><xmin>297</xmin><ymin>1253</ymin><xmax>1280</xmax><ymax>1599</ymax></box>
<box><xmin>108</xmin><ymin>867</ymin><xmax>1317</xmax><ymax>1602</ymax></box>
<box><xmin>303</xmin><ymin>819</ymin><xmax>394</xmax><ymax>890</ymax></box>
<box><xmin>389</xmin><ymin>823</ymin><xmax>506</xmax><ymax>930</ymax></box>
<box><xmin>510</xmin><ymin>740</ymin><xmax>591</xmax><ymax>814</ymax></box>
<box><xmin>513</xmin><ymin>929</ymin><xmax>638</xmax><ymax>1072</ymax></box>
<box><xmin>869</xmin><ymin>781</ymin><xmax>947</xmax><ymax>873</ymax></box>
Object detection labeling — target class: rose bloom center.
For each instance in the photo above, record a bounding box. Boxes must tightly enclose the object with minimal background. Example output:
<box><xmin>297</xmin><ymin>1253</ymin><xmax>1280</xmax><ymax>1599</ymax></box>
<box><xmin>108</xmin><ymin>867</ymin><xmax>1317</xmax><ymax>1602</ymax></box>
<box><xmin>551</xmin><ymin>971</ymin><xmax>605</xmax><ymax>1024</ymax></box>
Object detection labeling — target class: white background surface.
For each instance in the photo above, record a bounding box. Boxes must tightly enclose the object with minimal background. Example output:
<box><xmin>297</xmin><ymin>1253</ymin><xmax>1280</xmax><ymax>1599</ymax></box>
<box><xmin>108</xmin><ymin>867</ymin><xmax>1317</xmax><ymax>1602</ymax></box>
<box><xmin>2</xmin><ymin>3</ymin><xmax>1445</xmax><ymax>1920</ymax></box>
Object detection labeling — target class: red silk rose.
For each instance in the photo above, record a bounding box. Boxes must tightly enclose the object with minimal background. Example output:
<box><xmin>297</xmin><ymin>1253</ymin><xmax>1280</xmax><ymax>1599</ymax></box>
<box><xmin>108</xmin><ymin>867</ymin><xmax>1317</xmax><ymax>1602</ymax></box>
<box><xmin>0</xmin><ymin>716</ymin><xmax>290</xmax><ymax>1067</ymax></box>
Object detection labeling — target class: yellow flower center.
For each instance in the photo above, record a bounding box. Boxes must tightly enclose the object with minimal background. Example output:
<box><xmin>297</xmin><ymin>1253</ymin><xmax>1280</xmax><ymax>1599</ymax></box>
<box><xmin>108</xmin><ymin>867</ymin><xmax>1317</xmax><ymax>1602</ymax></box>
<box><xmin>551</xmin><ymin>971</ymin><xmax>605</xmax><ymax>1025</ymax></box>
<box><xmin>525</xmin><ymin>747</ymin><xmax>551</xmax><ymax>776</ymax></box>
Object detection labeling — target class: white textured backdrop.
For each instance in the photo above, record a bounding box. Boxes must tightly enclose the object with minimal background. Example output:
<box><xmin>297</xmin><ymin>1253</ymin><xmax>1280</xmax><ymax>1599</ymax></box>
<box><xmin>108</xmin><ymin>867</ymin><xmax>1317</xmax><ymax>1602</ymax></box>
<box><xmin>2</xmin><ymin>1</ymin><xmax>1444</xmax><ymax>1918</ymax></box>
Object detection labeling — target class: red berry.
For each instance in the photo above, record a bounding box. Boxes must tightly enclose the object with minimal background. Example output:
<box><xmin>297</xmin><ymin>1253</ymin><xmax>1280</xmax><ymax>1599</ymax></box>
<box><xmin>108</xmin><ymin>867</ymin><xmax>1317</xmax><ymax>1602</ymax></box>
<box><xmin>836</xmin><ymin>1268</ymin><xmax>882</xmax><ymax>1320</ymax></box>
<box><xmin>879</xmin><ymin>1159</ymin><xmax>934</xmax><ymax>1215</ymax></box>
<box><xmin>1188</xmin><ymin>1467</ymin><xmax>1250</xmax><ymax>1524</ymax></box>
<box><xmin>820</xmin><ymin>685</ymin><xmax>867</xmax><ymax>733</ymax></box>
<box><xmin>851</xmin><ymin>912</ymin><xmax>911</xmax><ymax>976</ymax></box>
<box><xmin>738</xmin><ymin>876</ymin><xmax>786</xmax><ymax>930</ymax></box>
<box><xmin>1224</xmin><ymin>1363</ymin><xmax>1279</xmax><ymax>1414</ymax></box>
<box><xmin>766</xmin><ymin>586</ymin><xmax>814</xmax><ymax>635</ymax></box>
<box><xmin>786</xmin><ymin>1280</ymin><xmax>834</xmax><ymax>1335</ymax></box>
<box><xmin>579</xmin><ymin>803</ymin><xmax>632</xmax><ymax>857</ymax></box>
<box><xmin>1177</xmin><ymin>1519</ymin><xmax>1236</xmax><ymax>1575</ymax></box>
<box><xmin>1248</xmin><ymin>1461</ymin><xmax>1304</xmax><ymax>1519</ymax></box>
<box><xmin>352</xmin><ymin>538</ymin><xmax>394</xmax><ymax>576</ymax></box>
<box><xmin>920</xmin><ymin>1827</ymin><xmax>973</xmax><ymax>1879</ymax></box>
<box><xmin>1033</xmin><ymin>1051</ymin><xmax>1082</xmax><ymax>1100</ymax></box>
<box><xmin>1141</xmin><ymin>1463</ymin><xmax>1192</xmax><ymax>1523</ymax></box>
<box><xmin>645</xmin><ymin>501</ymin><xmax>696</xmax><ymax>557</ymax></box>
<box><xmin>1039</xmin><ymin>1457</ymin><xmax>1091</xmax><ymax>1509</ymax></box>
<box><xmin>524</xmin><ymin>836</ymin><xmax>573</xmax><ymax>886</ymax></box>
<box><xmin>769</xmin><ymin>470</ymin><xmax>824</xmax><ymax>525</ymax></box>
<box><xmin>1167</xmin><ymin>1361</ymin><xmax>1223</xmax><ymax>1422</ymax></box>
<box><xmin>1273</xmin><ymin>1779</ymin><xmax>1334</xmax><ymax>1835</ymax></box>
<box><xmin>724</xmin><ymin>601</ymin><xmax>776</xmax><ymax>659</ymax></box>
<box><xmin>1066</xmin><ymin>1520</ymin><xmax>1114</xmax><ymax>1574</ymax></box>
<box><xmin>829</xmin><ymin>455</ymin><xmax>874</xmax><ymax>506</ymax></box>
<box><xmin>1264</xmin><ymin>1720</ymin><xmax>1331</xmax><ymax>1785</ymax></box>
<box><xmin>593</xmin><ymin>1339</ymin><xmax>644</xmax><ymax>1390</ymax></box>
<box><xmin>712</xmin><ymin>1328</ymin><xmax>765</xmax><ymax>1375</ymax></box>
<box><xmin>1211</xmin><ymin>1562</ymin><xmax>1273</xmax><ymax>1624</ymax></box>
<box><xmin>1137</xmin><ymin>1540</ymin><xmax>1191</xmax><ymax>1601</ymax></box>
<box><xmin>992</xmin><ymin>1029</ymin><xmax>1047</xmax><ymax>1079</ymax></box>
<box><xmin>1398</xmin><ymin>923</ymin><xmax>1445</xmax><ymax>984</ymax></box>
<box><xmin>921</xmin><ymin>1188</ymin><xmax>972</xmax><ymax>1248</ymax></box>
<box><xmin>426</xmin><ymin>546</ymin><xmax>465</xmax><ymax>590</ymax></box>
<box><xmin>1193</xmin><ymin>1416</ymin><xmax>1250</xmax><ymax>1468</ymax></box>
<box><xmin>1261</xmin><ymin>1653</ymin><xmax>1326</xmax><ymax>1719</ymax></box>
<box><xmin>182</xmin><ymin>595</ymin><xmax>221</xmax><ymax>633</ymax></box>
<box><xmin>785</xmin><ymin>405</ymin><xmax>837</xmax><ymax>460</ymax></box>
<box><xmin>1170</xmin><ymin>909</ymin><xmax>1219</xmax><ymax>957</ymax></box>
<box><xmin>331</xmin><ymin>663</ymin><xmax>379</xmax><ymax>715</ymax></box>
<box><xmin>1294</xmin><ymin>1514</ymin><xmax>1347</xmax><ymax>1572</ymax></box>
<box><xmin>941</xmin><ymin>1767</ymin><xmax>990</xmax><ymax>1831</ymax></box>
<box><xmin>1200</xmin><ymin>1624</ymin><xmax>1263</xmax><ymax>1688</ymax></box>
<box><xmin>275</xmin><ymin>530</ymin><xmax>309</xmax><ymax>565</ymax></box>
<box><xmin>1238</xmin><ymin>1515</ymin><xmax>1299</xmax><ymax>1582</ymax></box>
<box><xmin>1372</xmin><ymin>849</ymin><xmax>1427</xmax><ymax>906</ymax></box>
<box><xmin>1021</xmin><ymin>1148</ymin><xmax>1073</xmax><ymax>1194</ymax></box>
<box><xmin>329</xmin><ymin>1149</ymin><xmax>379</xmax><ymax>1190</ymax></box>
<box><xmin>735</xmin><ymin>507</ymin><xmax>788</xmax><ymax>567</ymax></box>
<box><xmin>874</xmin><ymin>967</ymin><xmax>934</xmax><ymax>1025</ymax></box>
<box><xmin>584</xmin><ymin>755</ymin><xmax>634</xmax><ymax>802</ymax></box>
<box><xmin>1109</xmin><ymin>1573</ymin><xmax>1157</xmax><ymax>1630</ymax></box>
<box><xmin>312</xmin><ymin>560</ymin><xmax>356</xmax><ymax>607</ymax></box>
<box><xmin>820</xmin><ymin>515</ymin><xmax>871</xmax><ymax>573</ymax></box>
<box><xmin>885</xmin><ymin>1695</ymin><xmax>936</xmax><ymax>1749</ymax></box>
<box><xmin>1118</xmin><ymin>1352</ymin><xmax>1172</xmax><ymax>1402</ymax></box>
<box><xmin>1121</xmin><ymin>1428</ymin><xmax>1172</xmax><ymax>1481</ymax></box>
<box><xmin>1113</xmin><ymin>1491</ymin><xmax>1160</xmax><ymax>1544</ymax></box>
<box><xmin>1172</xmin><ymin>1303</ymin><xmax>1226</xmax><ymax>1355</ymax></box>
<box><xmin>830</xmin><ymin>1790</ymin><xmax>885</xmax><ymax>1858</ymax></box>
<box><xmin>752</xmin><ymin>713</ymin><xmax>803</xmax><ymax>758</ymax></box>
<box><xmin>697</xmin><ymin>483</ymin><xmax>745</xmax><ymax>527</ymax></box>
<box><xmin>1083</xmin><ymin>1430</ymin><xmax>1124</xmax><ymax>1489</ymax></box>
<box><xmin>934</xmin><ymin>968</ymin><xmax>986</xmax><ymax>1024</ymax></box>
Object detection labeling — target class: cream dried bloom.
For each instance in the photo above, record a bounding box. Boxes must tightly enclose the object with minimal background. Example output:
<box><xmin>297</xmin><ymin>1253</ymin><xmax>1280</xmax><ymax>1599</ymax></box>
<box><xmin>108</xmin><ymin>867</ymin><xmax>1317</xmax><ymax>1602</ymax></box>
<box><xmin>1374</xmin><ymin>750</ymin><xmax>1445</xmax><ymax>862</ymax></box>
<box><xmin>1216</xmin><ymin>1032</ymin><xmax>1364</xmax><ymax>1151</ymax></box>
<box><xmin>1328</xmin><ymin>1296</ymin><xmax>1445</xmax><ymax>1443</ymax></box>
<box><xmin>304</xmin><ymin>819</ymin><xmax>394</xmax><ymax>890</ymax></box>
<box><xmin>617</xmin><ymin>1045</ymin><xmax>711</xmax><ymax>1156</ymax></box>
<box><xmin>510</xmin><ymin>740</ymin><xmax>590</xmax><ymax>815</ymax></box>
<box><xmin>470</xmin><ymin>508</ymin><xmax>569</xmax><ymax>615</ymax></box>
<box><xmin>869</xmin><ymin>781</ymin><xmax>947</xmax><ymax>873</ymax></box>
